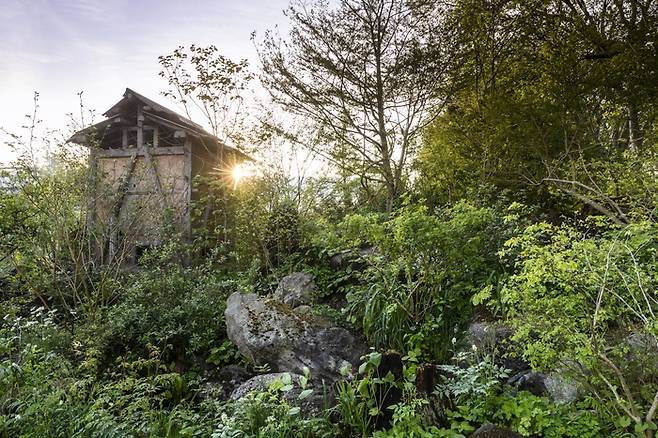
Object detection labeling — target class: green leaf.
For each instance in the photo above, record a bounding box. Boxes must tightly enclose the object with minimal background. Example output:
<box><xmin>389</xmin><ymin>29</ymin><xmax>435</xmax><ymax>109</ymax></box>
<box><xmin>368</xmin><ymin>407</ymin><xmax>381</xmax><ymax>416</ymax></box>
<box><xmin>471</xmin><ymin>284</ymin><xmax>493</xmax><ymax>306</ymax></box>
<box><xmin>368</xmin><ymin>352</ymin><xmax>382</xmax><ymax>367</ymax></box>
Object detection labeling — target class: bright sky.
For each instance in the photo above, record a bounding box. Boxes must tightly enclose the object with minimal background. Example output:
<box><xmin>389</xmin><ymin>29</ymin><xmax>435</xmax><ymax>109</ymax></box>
<box><xmin>0</xmin><ymin>0</ymin><xmax>291</xmax><ymax>165</ymax></box>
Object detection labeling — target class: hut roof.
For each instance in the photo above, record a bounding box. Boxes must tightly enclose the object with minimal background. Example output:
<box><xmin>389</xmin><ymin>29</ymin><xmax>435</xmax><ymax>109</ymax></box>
<box><xmin>69</xmin><ymin>88</ymin><xmax>252</xmax><ymax>161</ymax></box>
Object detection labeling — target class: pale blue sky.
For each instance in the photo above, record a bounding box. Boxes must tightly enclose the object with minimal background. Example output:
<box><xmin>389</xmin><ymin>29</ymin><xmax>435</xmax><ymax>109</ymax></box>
<box><xmin>0</xmin><ymin>0</ymin><xmax>291</xmax><ymax>164</ymax></box>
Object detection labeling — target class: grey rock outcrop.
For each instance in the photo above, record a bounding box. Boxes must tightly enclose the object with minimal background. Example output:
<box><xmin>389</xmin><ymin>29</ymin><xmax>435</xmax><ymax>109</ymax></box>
<box><xmin>200</xmin><ymin>365</ymin><xmax>253</xmax><ymax>402</ymax></box>
<box><xmin>507</xmin><ymin>370</ymin><xmax>547</xmax><ymax>396</ymax></box>
<box><xmin>329</xmin><ymin>247</ymin><xmax>378</xmax><ymax>270</ymax></box>
<box><xmin>293</xmin><ymin>304</ymin><xmax>313</xmax><ymax>315</ymax></box>
<box><xmin>507</xmin><ymin>367</ymin><xmax>578</xmax><ymax>404</ymax></box>
<box><xmin>231</xmin><ymin>372</ymin><xmax>331</xmax><ymax>417</ymax></box>
<box><xmin>467</xmin><ymin>322</ymin><xmax>579</xmax><ymax>404</ymax></box>
<box><xmin>626</xmin><ymin>333</ymin><xmax>658</xmax><ymax>360</ymax></box>
<box><xmin>465</xmin><ymin>322</ymin><xmax>529</xmax><ymax>374</ymax></box>
<box><xmin>225</xmin><ymin>292</ymin><xmax>365</xmax><ymax>381</ymax></box>
<box><xmin>230</xmin><ymin>372</ymin><xmax>302</xmax><ymax>400</ymax></box>
<box><xmin>544</xmin><ymin>373</ymin><xmax>578</xmax><ymax>404</ymax></box>
<box><xmin>274</xmin><ymin>272</ymin><xmax>318</xmax><ymax>308</ymax></box>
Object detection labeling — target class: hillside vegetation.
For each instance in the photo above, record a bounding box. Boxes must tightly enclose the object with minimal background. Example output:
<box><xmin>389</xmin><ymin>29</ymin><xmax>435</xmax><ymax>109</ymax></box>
<box><xmin>2</xmin><ymin>0</ymin><xmax>658</xmax><ymax>437</ymax></box>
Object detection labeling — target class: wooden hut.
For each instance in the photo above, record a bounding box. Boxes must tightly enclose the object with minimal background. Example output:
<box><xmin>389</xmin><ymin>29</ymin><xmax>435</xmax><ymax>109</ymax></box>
<box><xmin>70</xmin><ymin>88</ymin><xmax>250</xmax><ymax>264</ymax></box>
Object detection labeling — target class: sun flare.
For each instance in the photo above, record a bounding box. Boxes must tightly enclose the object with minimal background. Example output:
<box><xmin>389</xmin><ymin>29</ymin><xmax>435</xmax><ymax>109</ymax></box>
<box><xmin>232</xmin><ymin>164</ymin><xmax>244</xmax><ymax>184</ymax></box>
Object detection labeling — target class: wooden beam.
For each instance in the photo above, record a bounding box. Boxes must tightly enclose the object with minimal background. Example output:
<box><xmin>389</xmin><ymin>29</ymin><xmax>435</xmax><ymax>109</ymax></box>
<box><xmin>96</xmin><ymin>146</ymin><xmax>185</xmax><ymax>158</ymax></box>
<box><xmin>137</xmin><ymin>106</ymin><xmax>144</xmax><ymax>148</ymax></box>
<box><xmin>141</xmin><ymin>144</ymin><xmax>165</xmax><ymax>203</ymax></box>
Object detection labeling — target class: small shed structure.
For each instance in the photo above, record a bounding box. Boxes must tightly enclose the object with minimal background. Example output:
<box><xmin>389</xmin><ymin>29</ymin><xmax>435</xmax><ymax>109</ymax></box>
<box><xmin>70</xmin><ymin>88</ymin><xmax>249</xmax><ymax>263</ymax></box>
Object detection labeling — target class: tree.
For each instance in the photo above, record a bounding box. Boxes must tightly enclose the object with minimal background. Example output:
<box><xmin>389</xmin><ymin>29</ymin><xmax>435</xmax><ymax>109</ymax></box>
<box><xmin>551</xmin><ymin>0</ymin><xmax>658</xmax><ymax>153</ymax></box>
<box><xmin>158</xmin><ymin>45</ymin><xmax>254</xmax><ymax>147</ymax></box>
<box><xmin>2</xmin><ymin>94</ymin><xmax>127</xmax><ymax>318</ymax></box>
<box><xmin>416</xmin><ymin>0</ymin><xmax>658</xmax><ymax>214</ymax></box>
<box><xmin>159</xmin><ymin>46</ymin><xmax>256</xmax><ymax>246</ymax></box>
<box><xmin>257</xmin><ymin>0</ymin><xmax>456</xmax><ymax>211</ymax></box>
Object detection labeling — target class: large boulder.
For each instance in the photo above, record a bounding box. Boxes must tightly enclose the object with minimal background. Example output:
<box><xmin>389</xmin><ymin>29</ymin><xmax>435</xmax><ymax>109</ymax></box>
<box><xmin>274</xmin><ymin>272</ymin><xmax>318</xmax><ymax>308</ymax></box>
<box><xmin>626</xmin><ymin>333</ymin><xmax>658</xmax><ymax>362</ymax></box>
<box><xmin>231</xmin><ymin>372</ymin><xmax>301</xmax><ymax>400</ymax></box>
<box><xmin>225</xmin><ymin>292</ymin><xmax>365</xmax><ymax>381</ymax></box>
<box><xmin>507</xmin><ymin>369</ymin><xmax>578</xmax><ymax>404</ymax></box>
<box><xmin>468</xmin><ymin>322</ymin><xmax>579</xmax><ymax>404</ymax></box>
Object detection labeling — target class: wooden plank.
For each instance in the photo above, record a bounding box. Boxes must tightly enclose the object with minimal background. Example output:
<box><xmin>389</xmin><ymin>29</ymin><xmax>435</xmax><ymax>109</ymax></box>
<box><xmin>124</xmin><ymin>188</ymin><xmax>186</xmax><ymax>196</ymax></box>
<box><xmin>96</xmin><ymin>146</ymin><xmax>185</xmax><ymax>158</ymax></box>
<box><xmin>137</xmin><ymin>106</ymin><xmax>144</xmax><ymax>148</ymax></box>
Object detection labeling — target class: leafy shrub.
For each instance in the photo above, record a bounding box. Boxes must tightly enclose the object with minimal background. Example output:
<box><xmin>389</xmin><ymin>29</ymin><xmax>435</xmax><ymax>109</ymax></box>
<box><xmin>89</xmin><ymin>264</ymin><xmax>239</xmax><ymax>370</ymax></box>
<box><xmin>501</xmin><ymin>219</ymin><xmax>658</xmax><ymax>435</ymax></box>
<box><xmin>212</xmin><ymin>378</ymin><xmax>336</xmax><ymax>438</ymax></box>
<box><xmin>343</xmin><ymin>201</ymin><xmax>519</xmax><ymax>361</ymax></box>
<box><xmin>0</xmin><ymin>305</ymin><xmax>89</xmax><ymax>438</ymax></box>
<box><xmin>434</xmin><ymin>356</ymin><xmax>601</xmax><ymax>437</ymax></box>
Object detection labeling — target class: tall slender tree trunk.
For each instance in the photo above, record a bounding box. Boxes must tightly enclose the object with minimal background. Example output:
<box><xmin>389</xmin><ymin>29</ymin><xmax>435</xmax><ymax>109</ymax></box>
<box><xmin>628</xmin><ymin>104</ymin><xmax>643</xmax><ymax>153</ymax></box>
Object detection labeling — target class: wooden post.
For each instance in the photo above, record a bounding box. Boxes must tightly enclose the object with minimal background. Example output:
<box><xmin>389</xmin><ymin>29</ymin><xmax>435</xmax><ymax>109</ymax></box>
<box><xmin>183</xmin><ymin>138</ymin><xmax>192</xmax><ymax>241</ymax></box>
<box><xmin>122</xmin><ymin>127</ymin><xmax>128</xmax><ymax>148</ymax></box>
<box><xmin>138</xmin><ymin>105</ymin><xmax>166</xmax><ymax>203</ymax></box>
<box><xmin>137</xmin><ymin>106</ymin><xmax>144</xmax><ymax>148</ymax></box>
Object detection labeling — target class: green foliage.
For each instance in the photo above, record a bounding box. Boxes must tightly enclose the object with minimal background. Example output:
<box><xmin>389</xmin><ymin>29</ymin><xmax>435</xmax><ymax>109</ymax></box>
<box><xmin>501</xmin><ymin>220</ymin><xmax>658</xmax><ymax>366</ymax></box>
<box><xmin>434</xmin><ymin>356</ymin><xmax>601</xmax><ymax>437</ymax></box>
<box><xmin>0</xmin><ymin>302</ymin><xmax>221</xmax><ymax>438</ymax></box>
<box><xmin>417</xmin><ymin>0</ymin><xmax>658</xmax><ymax>215</ymax></box>
<box><xmin>444</xmin><ymin>391</ymin><xmax>602</xmax><ymax>438</ymax></box>
<box><xmin>343</xmin><ymin>202</ymin><xmax>518</xmax><ymax>361</ymax></box>
<box><xmin>191</xmin><ymin>171</ymin><xmax>306</xmax><ymax>272</ymax></box>
<box><xmin>435</xmin><ymin>355</ymin><xmax>510</xmax><ymax>403</ymax></box>
<box><xmin>264</xmin><ymin>201</ymin><xmax>301</xmax><ymax>269</ymax></box>
<box><xmin>500</xmin><ymin>219</ymin><xmax>658</xmax><ymax>433</ymax></box>
<box><xmin>0</xmin><ymin>157</ymin><xmax>127</xmax><ymax>318</ymax></box>
<box><xmin>212</xmin><ymin>373</ymin><xmax>336</xmax><ymax>438</ymax></box>
<box><xmin>371</xmin><ymin>398</ymin><xmax>445</xmax><ymax>438</ymax></box>
<box><xmin>88</xmin><ymin>264</ymin><xmax>238</xmax><ymax>370</ymax></box>
<box><xmin>334</xmin><ymin>352</ymin><xmax>387</xmax><ymax>437</ymax></box>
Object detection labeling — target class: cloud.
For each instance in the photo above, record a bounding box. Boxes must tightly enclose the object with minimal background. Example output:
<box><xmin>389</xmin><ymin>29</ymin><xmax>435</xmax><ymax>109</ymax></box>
<box><xmin>0</xmin><ymin>0</ymin><xmax>291</xmax><ymax>149</ymax></box>
<box><xmin>58</xmin><ymin>0</ymin><xmax>118</xmax><ymax>22</ymax></box>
